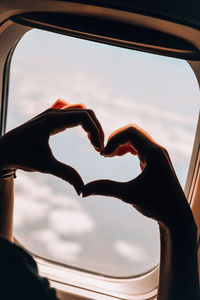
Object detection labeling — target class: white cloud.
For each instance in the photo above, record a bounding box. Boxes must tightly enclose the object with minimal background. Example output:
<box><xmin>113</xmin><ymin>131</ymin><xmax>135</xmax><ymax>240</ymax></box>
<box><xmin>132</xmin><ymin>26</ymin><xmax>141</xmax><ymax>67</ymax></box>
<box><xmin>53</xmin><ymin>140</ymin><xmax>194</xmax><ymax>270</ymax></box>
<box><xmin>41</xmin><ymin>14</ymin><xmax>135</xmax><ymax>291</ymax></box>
<box><xmin>14</xmin><ymin>172</ymin><xmax>94</xmax><ymax>253</ymax></box>
<box><xmin>14</xmin><ymin>172</ymin><xmax>94</xmax><ymax>230</ymax></box>
<box><xmin>14</xmin><ymin>195</ymin><xmax>48</xmax><ymax>228</ymax></box>
<box><xmin>31</xmin><ymin>228</ymin><xmax>82</xmax><ymax>262</ymax></box>
<box><xmin>48</xmin><ymin>193</ymin><xmax>81</xmax><ymax>209</ymax></box>
<box><xmin>15</xmin><ymin>172</ymin><xmax>81</xmax><ymax>208</ymax></box>
<box><xmin>114</xmin><ymin>240</ymin><xmax>148</xmax><ymax>263</ymax></box>
<box><xmin>15</xmin><ymin>172</ymin><xmax>52</xmax><ymax>201</ymax></box>
<box><xmin>9</xmin><ymin>62</ymin><xmax>197</xmax><ymax>166</ymax></box>
<box><xmin>9</xmin><ymin>70</ymin><xmax>106</xmax><ymax>119</ymax></box>
<box><xmin>114</xmin><ymin>97</ymin><xmax>194</xmax><ymax>126</ymax></box>
<box><xmin>32</xmin><ymin>228</ymin><xmax>56</xmax><ymax>244</ymax></box>
<box><xmin>49</xmin><ymin>240</ymin><xmax>82</xmax><ymax>262</ymax></box>
<box><xmin>48</xmin><ymin>209</ymin><xmax>94</xmax><ymax>235</ymax></box>
<box><xmin>82</xmin><ymin>96</ymin><xmax>194</xmax><ymax>164</ymax></box>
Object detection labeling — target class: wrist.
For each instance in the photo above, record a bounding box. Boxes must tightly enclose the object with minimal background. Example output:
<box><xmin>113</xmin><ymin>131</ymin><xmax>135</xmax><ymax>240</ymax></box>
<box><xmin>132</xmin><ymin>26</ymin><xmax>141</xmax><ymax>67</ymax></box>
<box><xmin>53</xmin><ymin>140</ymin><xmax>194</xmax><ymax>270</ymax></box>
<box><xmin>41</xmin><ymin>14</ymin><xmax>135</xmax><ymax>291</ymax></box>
<box><xmin>159</xmin><ymin>197</ymin><xmax>197</xmax><ymax>235</ymax></box>
<box><xmin>158</xmin><ymin>216</ymin><xmax>199</xmax><ymax>300</ymax></box>
<box><xmin>158</xmin><ymin>210</ymin><xmax>197</xmax><ymax>242</ymax></box>
<box><xmin>0</xmin><ymin>135</ymin><xmax>11</xmax><ymax>169</ymax></box>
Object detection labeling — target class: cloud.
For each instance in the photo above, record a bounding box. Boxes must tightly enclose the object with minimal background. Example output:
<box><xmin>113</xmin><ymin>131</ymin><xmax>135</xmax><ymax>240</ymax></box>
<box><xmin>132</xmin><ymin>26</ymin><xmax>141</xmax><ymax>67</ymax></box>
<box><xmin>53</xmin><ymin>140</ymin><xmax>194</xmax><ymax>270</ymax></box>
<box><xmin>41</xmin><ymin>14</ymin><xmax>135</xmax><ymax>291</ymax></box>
<box><xmin>114</xmin><ymin>240</ymin><xmax>148</xmax><ymax>263</ymax></box>
<box><xmin>9</xmin><ymin>68</ymin><xmax>107</xmax><ymax>120</ymax></box>
<box><xmin>9</xmin><ymin>58</ymin><xmax>197</xmax><ymax>167</ymax></box>
<box><xmin>92</xmin><ymin>97</ymin><xmax>195</xmax><ymax>164</ymax></box>
<box><xmin>14</xmin><ymin>171</ymin><xmax>94</xmax><ymax>262</ymax></box>
<box><xmin>14</xmin><ymin>172</ymin><xmax>94</xmax><ymax>231</ymax></box>
<box><xmin>14</xmin><ymin>195</ymin><xmax>48</xmax><ymax>228</ymax></box>
<box><xmin>31</xmin><ymin>228</ymin><xmax>82</xmax><ymax>262</ymax></box>
<box><xmin>15</xmin><ymin>171</ymin><xmax>81</xmax><ymax>208</ymax></box>
<box><xmin>48</xmin><ymin>209</ymin><xmax>94</xmax><ymax>235</ymax></box>
<box><xmin>49</xmin><ymin>240</ymin><xmax>82</xmax><ymax>262</ymax></box>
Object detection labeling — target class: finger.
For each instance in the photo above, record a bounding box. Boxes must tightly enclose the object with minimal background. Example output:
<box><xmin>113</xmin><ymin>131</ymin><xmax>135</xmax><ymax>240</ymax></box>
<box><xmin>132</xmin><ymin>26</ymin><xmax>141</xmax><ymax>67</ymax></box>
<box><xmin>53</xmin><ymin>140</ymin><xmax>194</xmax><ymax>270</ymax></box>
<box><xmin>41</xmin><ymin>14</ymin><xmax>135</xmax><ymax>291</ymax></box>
<box><xmin>51</xmin><ymin>99</ymin><xmax>86</xmax><ymax>110</ymax></box>
<box><xmin>51</xmin><ymin>99</ymin><xmax>69</xmax><ymax>109</ymax></box>
<box><xmin>113</xmin><ymin>143</ymin><xmax>137</xmax><ymax>156</ymax></box>
<box><xmin>48</xmin><ymin>109</ymin><xmax>103</xmax><ymax>151</ymax></box>
<box><xmin>51</xmin><ymin>102</ymin><xmax>104</xmax><ymax>147</ymax></box>
<box><xmin>61</xmin><ymin>105</ymin><xmax>104</xmax><ymax>145</ymax></box>
<box><xmin>61</xmin><ymin>104</ymin><xmax>104</xmax><ymax>145</ymax></box>
<box><xmin>82</xmin><ymin>179</ymin><xmax>127</xmax><ymax>200</ymax></box>
<box><xmin>46</xmin><ymin>157</ymin><xmax>84</xmax><ymax>195</ymax></box>
<box><xmin>62</xmin><ymin>103</ymin><xmax>87</xmax><ymax>110</ymax></box>
<box><xmin>108</xmin><ymin>124</ymin><xmax>156</xmax><ymax>143</ymax></box>
<box><xmin>102</xmin><ymin>124</ymin><xmax>159</xmax><ymax>161</ymax></box>
<box><xmin>86</xmin><ymin>110</ymin><xmax>104</xmax><ymax>147</ymax></box>
<box><xmin>50</xmin><ymin>104</ymin><xmax>88</xmax><ymax>136</ymax></box>
<box><xmin>50</xmin><ymin>101</ymin><xmax>87</xmax><ymax>136</ymax></box>
<box><xmin>140</xmin><ymin>161</ymin><xmax>145</xmax><ymax>171</ymax></box>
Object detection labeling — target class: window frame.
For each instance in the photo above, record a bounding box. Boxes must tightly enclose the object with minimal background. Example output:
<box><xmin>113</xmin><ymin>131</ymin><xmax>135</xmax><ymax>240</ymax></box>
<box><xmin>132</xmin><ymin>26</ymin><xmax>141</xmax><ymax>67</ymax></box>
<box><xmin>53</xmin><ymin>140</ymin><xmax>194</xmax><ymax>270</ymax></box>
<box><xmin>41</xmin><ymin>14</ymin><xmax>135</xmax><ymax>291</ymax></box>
<box><xmin>0</xmin><ymin>15</ymin><xmax>200</xmax><ymax>300</ymax></box>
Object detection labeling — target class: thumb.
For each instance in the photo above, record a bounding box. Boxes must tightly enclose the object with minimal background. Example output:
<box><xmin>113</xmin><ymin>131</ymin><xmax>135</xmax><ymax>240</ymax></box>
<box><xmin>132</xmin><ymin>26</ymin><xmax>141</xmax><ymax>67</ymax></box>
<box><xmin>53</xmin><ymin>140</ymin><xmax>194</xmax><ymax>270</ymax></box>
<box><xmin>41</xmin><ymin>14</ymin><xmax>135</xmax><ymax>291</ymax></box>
<box><xmin>46</xmin><ymin>158</ymin><xmax>84</xmax><ymax>195</ymax></box>
<box><xmin>82</xmin><ymin>179</ymin><xmax>127</xmax><ymax>200</ymax></box>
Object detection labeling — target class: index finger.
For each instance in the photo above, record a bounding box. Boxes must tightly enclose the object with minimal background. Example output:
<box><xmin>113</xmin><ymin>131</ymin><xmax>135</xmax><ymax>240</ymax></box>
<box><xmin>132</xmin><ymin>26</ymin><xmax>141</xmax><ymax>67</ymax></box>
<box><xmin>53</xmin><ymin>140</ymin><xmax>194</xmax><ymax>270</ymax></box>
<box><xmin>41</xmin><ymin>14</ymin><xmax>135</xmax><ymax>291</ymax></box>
<box><xmin>51</xmin><ymin>99</ymin><xmax>87</xmax><ymax>110</ymax></box>
<box><xmin>47</xmin><ymin>109</ymin><xmax>104</xmax><ymax>151</ymax></box>
<box><xmin>51</xmin><ymin>99</ymin><xmax>104</xmax><ymax>145</ymax></box>
<box><xmin>102</xmin><ymin>124</ymin><xmax>161</xmax><ymax>163</ymax></box>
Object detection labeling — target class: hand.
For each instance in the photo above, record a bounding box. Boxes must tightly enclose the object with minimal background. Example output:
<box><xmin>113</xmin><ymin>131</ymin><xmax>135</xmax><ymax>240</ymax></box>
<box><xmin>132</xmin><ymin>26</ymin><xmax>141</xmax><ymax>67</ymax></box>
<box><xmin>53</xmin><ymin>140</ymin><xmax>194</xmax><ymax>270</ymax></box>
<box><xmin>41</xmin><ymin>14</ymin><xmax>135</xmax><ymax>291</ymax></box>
<box><xmin>0</xmin><ymin>99</ymin><xmax>104</xmax><ymax>195</ymax></box>
<box><xmin>83</xmin><ymin>124</ymin><xmax>194</xmax><ymax>227</ymax></box>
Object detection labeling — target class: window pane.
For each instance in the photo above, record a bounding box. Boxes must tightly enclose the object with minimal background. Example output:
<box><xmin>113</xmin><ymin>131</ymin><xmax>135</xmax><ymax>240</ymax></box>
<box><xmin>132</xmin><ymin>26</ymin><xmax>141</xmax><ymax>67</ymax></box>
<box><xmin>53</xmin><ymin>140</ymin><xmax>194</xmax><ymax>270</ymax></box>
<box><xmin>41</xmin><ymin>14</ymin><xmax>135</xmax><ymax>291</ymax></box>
<box><xmin>7</xmin><ymin>29</ymin><xmax>199</xmax><ymax>277</ymax></box>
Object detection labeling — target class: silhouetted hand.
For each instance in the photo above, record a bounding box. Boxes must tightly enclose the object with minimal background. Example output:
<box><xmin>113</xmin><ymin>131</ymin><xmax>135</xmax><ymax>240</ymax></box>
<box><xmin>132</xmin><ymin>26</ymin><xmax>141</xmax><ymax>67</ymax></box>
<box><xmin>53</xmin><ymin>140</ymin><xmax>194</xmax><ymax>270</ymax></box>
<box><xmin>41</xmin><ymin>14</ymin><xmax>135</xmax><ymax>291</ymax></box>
<box><xmin>83</xmin><ymin>124</ymin><xmax>192</xmax><ymax>227</ymax></box>
<box><xmin>0</xmin><ymin>99</ymin><xmax>104</xmax><ymax>195</ymax></box>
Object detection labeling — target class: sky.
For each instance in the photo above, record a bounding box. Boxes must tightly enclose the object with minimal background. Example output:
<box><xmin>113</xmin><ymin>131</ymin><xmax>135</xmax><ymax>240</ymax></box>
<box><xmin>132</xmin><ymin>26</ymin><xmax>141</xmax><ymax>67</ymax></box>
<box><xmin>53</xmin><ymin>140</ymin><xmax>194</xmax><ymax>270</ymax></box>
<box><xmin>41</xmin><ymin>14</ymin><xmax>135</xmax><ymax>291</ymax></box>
<box><xmin>7</xmin><ymin>29</ymin><xmax>200</xmax><ymax>277</ymax></box>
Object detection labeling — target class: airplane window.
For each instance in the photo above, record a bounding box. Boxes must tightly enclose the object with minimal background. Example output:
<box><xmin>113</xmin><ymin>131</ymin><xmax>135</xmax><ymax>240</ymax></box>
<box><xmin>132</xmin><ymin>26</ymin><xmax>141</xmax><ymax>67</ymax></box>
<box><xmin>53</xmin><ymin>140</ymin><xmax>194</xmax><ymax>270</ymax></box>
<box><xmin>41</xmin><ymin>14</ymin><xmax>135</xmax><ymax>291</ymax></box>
<box><xmin>7</xmin><ymin>29</ymin><xmax>199</xmax><ymax>277</ymax></box>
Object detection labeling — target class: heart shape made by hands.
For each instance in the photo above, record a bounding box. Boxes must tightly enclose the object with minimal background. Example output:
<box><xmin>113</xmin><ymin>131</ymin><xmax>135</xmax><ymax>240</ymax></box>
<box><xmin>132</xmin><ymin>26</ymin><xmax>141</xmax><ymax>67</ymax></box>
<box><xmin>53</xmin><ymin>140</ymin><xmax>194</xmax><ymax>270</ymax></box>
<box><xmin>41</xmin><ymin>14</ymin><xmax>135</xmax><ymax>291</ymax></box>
<box><xmin>51</xmin><ymin>98</ymin><xmax>140</xmax><ymax>188</ymax></box>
